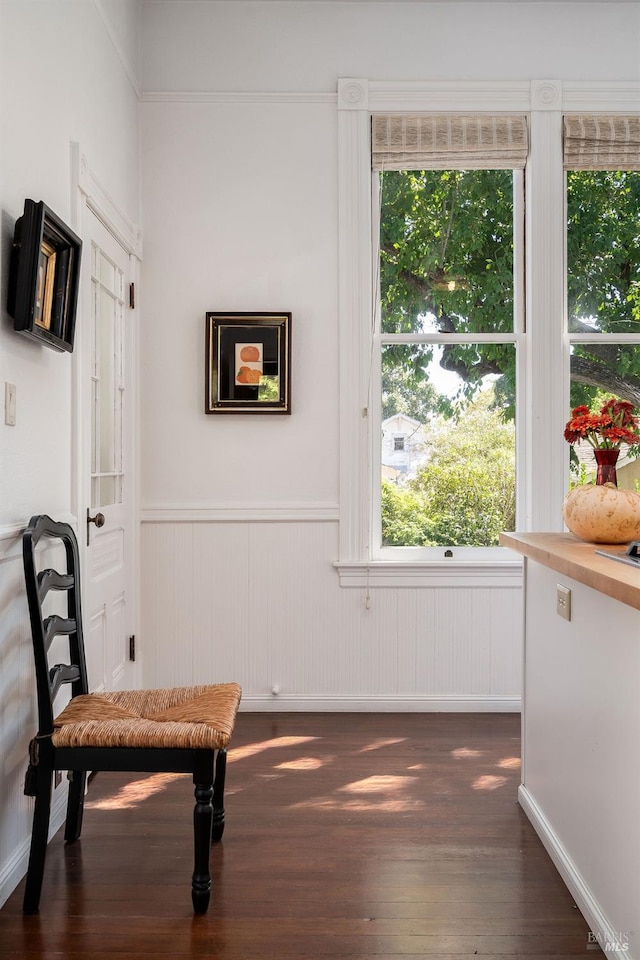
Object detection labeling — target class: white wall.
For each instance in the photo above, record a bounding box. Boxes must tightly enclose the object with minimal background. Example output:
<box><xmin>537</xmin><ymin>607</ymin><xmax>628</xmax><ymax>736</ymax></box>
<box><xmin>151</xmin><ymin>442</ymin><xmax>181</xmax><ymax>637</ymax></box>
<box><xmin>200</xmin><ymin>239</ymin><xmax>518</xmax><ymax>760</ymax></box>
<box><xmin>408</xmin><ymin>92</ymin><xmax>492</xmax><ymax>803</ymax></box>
<box><xmin>139</xmin><ymin>1</ymin><xmax>639</xmax><ymax>705</ymax></box>
<box><xmin>0</xmin><ymin>0</ymin><xmax>140</xmax><ymax>525</ymax></box>
<box><xmin>140</xmin><ymin>0</ymin><xmax>640</xmax><ymax>91</ymax></box>
<box><xmin>0</xmin><ymin>0</ymin><xmax>140</xmax><ymax>907</ymax></box>
<box><xmin>141</xmin><ymin>99</ymin><xmax>338</xmax><ymax>509</ymax></box>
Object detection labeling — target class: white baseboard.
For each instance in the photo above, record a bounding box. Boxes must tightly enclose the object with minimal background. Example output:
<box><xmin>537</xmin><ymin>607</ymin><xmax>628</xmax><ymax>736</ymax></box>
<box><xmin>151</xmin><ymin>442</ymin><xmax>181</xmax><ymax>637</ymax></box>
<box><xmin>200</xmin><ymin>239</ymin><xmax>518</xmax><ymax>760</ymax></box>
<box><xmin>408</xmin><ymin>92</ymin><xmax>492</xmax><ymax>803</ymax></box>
<box><xmin>518</xmin><ymin>785</ymin><xmax>633</xmax><ymax>960</ymax></box>
<box><xmin>0</xmin><ymin>788</ymin><xmax>68</xmax><ymax>910</ymax></box>
<box><xmin>239</xmin><ymin>694</ymin><xmax>521</xmax><ymax>712</ymax></box>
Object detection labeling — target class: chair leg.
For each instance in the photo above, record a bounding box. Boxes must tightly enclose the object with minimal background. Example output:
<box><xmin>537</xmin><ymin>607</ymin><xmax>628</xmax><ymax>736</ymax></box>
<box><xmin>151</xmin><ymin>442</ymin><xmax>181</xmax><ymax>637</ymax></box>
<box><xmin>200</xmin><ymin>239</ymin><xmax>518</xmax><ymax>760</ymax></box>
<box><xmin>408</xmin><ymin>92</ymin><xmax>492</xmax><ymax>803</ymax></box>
<box><xmin>191</xmin><ymin>780</ymin><xmax>213</xmax><ymax>914</ymax></box>
<box><xmin>23</xmin><ymin>766</ymin><xmax>53</xmax><ymax>914</ymax></box>
<box><xmin>64</xmin><ymin>770</ymin><xmax>86</xmax><ymax>842</ymax></box>
<box><xmin>212</xmin><ymin>748</ymin><xmax>227</xmax><ymax>843</ymax></box>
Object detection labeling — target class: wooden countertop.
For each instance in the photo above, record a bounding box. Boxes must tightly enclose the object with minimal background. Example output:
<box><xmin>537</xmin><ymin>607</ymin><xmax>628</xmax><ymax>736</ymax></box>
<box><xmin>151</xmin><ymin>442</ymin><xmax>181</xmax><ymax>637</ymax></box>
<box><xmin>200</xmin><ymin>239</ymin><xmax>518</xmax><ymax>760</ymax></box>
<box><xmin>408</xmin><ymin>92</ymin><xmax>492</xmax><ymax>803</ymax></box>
<box><xmin>500</xmin><ymin>532</ymin><xmax>640</xmax><ymax>611</ymax></box>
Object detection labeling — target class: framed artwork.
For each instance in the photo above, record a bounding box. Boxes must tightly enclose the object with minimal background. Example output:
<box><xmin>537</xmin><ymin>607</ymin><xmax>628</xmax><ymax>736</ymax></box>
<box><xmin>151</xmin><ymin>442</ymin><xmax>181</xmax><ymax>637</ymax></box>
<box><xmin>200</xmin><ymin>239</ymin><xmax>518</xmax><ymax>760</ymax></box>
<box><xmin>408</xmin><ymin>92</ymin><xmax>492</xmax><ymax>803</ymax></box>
<box><xmin>8</xmin><ymin>199</ymin><xmax>82</xmax><ymax>353</ymax></box>
<box><xmin>205</xmin><ymin>312</ymin><xmax>291</xmax><ymax>414</ymax></box>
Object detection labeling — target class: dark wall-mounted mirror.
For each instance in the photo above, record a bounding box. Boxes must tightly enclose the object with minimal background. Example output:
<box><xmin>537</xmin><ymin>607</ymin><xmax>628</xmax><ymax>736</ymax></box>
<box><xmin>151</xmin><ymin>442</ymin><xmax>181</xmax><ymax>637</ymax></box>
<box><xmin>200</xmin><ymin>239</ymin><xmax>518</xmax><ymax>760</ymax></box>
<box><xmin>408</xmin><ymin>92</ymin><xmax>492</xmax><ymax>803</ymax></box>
<box><xmin>7</xmin><ymin>199</ymin><xmax>82</xmax><ymax>353</ymax></box>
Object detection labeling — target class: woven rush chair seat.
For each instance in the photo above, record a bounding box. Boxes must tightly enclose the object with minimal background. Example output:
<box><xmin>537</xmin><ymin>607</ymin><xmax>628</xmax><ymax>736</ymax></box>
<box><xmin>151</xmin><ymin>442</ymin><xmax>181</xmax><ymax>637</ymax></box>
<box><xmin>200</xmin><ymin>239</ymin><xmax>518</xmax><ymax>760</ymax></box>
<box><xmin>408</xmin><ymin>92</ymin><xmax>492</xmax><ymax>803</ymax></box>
<box><xmin>21</xmin><ymin>514</ymin><xmax>241</xmax><ymax>917</ymax></box>
<box><xmin>52</xmin><ymin>684</ymin><xmax>241</xmax><ymax>750</ymax></box>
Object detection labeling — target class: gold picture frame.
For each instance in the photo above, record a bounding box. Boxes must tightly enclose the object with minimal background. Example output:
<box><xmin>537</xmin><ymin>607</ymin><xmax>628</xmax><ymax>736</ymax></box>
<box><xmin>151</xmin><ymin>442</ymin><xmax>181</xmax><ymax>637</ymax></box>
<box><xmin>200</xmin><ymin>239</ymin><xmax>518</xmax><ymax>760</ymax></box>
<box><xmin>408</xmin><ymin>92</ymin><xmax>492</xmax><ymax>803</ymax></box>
<box><xmin>205</xmin><ymin>312</ymin><xmax>291</xmax><ymax>414</ymax></box>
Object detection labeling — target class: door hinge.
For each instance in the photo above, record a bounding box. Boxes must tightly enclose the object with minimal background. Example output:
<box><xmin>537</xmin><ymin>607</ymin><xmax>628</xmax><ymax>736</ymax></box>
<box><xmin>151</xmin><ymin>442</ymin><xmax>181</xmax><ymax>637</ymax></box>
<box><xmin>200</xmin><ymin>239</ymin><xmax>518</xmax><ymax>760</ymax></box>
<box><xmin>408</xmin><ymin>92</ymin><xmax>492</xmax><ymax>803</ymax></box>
<box><xmin>129</xmin><ymin>635</ymin><xmax>136</xmax><ymax>662</ymax></box>
<box><xmin>129</xmin><ymin>282</ymin><xmax>135</xmax><ymax>309</ymax></box>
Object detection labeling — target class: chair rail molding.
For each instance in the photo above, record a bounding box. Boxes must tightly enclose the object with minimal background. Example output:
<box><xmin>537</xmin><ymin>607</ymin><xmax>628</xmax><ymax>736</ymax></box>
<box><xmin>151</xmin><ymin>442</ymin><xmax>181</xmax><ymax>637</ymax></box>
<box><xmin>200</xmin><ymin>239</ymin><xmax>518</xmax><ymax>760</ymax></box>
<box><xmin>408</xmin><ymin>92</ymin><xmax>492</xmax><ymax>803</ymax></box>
<box><xmin>141</xmin><ymin>503</ymin><xmax>340</xmax><ymax>523</ymax></box>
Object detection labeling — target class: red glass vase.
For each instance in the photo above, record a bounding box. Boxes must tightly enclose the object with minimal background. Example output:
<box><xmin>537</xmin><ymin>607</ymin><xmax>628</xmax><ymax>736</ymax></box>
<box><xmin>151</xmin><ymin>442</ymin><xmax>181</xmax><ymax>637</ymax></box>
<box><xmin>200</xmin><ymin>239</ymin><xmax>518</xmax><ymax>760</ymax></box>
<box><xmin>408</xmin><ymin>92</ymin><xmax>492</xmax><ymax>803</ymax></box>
<box><xmin>593</xmin><ymin>448</ymin><xmax>619</xmax><ymax>486</ymax></box>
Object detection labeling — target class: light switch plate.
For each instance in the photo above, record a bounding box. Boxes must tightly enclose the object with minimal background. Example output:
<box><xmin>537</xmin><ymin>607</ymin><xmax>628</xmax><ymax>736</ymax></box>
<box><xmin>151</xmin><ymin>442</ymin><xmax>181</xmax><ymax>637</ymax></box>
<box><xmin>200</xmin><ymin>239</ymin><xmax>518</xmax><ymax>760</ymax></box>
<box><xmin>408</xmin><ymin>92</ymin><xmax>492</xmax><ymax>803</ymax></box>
<box><xmin>556</xmin><ymin>583</ymin><xmax>571</xmax><ymax>621</ymax></box>
<box><xmin>4</xmin><ymin>383</ymin><xmax>16</xmax><ymax>426</ymax></box>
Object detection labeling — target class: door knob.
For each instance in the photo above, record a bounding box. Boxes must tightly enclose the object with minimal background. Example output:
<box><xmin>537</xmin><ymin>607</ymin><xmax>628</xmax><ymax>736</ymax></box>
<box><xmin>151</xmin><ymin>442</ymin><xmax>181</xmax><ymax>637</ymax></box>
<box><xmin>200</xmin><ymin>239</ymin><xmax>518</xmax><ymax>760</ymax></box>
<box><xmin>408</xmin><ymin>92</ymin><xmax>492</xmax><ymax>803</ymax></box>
<box><xmin>86</xmin><ymin>509</ymin><xmax>106</xmax><ymax>545</ymax></box>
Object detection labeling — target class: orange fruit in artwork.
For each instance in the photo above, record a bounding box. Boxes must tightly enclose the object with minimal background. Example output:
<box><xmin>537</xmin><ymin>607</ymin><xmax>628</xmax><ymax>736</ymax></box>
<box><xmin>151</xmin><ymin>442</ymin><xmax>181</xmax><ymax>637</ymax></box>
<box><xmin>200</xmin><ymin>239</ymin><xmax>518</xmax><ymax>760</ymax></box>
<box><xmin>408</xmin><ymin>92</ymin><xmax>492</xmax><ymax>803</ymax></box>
<box><xmin>240</xmin><ymin>345</ymin><xmax>260</xmax><ymax>362</ymax></box>
<box><xmin>236</xmin><ymin>366</ymin><xmax>261</xmax><ymax>385</ymax></box>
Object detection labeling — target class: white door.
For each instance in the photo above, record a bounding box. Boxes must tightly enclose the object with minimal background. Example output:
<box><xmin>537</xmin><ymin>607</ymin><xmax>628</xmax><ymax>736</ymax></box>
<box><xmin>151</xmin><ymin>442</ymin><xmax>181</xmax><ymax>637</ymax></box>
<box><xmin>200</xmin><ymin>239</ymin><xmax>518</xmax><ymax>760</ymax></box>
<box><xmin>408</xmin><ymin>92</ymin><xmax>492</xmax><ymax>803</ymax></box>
<box><xmin>82</xmin><ymin>211</ymin><xmax>136</xmax><ymax>693</ymax></box>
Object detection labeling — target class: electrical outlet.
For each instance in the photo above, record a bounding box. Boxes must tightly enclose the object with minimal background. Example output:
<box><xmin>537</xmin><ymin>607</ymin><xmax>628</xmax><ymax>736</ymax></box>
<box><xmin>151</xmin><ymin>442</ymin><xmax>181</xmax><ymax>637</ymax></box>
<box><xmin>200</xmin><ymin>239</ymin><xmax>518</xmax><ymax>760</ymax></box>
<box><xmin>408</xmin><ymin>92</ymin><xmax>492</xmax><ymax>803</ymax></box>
<box><xmin>556</xmin><ymin>584</ymin><xmax>571</xmax><ymax>621</ymax></box>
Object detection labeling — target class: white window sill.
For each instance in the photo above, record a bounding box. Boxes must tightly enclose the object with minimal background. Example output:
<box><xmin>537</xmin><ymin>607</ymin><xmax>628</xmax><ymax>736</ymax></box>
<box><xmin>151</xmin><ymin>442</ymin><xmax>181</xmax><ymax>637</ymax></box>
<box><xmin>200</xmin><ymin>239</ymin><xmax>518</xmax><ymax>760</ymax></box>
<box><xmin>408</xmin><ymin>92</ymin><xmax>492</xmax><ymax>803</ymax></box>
<box><xmin>334</xmin><ymin>559</ymin><xmax>523</xmax><ymax>588</ymax></box>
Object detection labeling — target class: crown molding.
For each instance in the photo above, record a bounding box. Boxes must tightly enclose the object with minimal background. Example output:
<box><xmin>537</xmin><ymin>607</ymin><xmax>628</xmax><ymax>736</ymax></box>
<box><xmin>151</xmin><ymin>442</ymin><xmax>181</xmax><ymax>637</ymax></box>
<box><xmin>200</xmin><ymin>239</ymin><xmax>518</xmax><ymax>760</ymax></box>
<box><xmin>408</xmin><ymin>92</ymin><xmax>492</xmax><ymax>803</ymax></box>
<box><xmin>141</xmin><ymin>90</ymin><xmax>336</xmax><ymax>104</ymax></box>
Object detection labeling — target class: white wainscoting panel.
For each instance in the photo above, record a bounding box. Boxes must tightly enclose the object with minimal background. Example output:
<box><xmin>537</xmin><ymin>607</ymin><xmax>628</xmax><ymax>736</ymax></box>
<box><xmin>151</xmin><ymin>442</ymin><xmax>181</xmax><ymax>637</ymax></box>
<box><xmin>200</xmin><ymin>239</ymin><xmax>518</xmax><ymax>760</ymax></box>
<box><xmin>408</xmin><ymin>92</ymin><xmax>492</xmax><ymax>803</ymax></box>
<box><xmin>141</xmin><ymin>519</ymin><xmax>523</xmax><ymax>710</ymax></box>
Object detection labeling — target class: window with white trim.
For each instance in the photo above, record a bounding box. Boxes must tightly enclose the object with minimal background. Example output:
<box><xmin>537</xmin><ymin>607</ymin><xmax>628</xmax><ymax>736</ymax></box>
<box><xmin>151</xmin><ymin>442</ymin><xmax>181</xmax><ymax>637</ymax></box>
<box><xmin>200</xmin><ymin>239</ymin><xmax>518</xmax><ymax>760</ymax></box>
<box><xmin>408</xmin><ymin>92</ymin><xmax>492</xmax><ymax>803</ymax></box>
<box><xmin>373</xmin><ymin>115</ymin><xmax>526</xmax><ymax>557</ymax></box>
<box><xmin>564</xmin><ymin>116</ymin><xmax>640</xmax><ymax>488</ymax></box>
<box><xmin>336</xmin><ymin>80</ymin><xmax>640</xmax><ymax>583</ymax></box>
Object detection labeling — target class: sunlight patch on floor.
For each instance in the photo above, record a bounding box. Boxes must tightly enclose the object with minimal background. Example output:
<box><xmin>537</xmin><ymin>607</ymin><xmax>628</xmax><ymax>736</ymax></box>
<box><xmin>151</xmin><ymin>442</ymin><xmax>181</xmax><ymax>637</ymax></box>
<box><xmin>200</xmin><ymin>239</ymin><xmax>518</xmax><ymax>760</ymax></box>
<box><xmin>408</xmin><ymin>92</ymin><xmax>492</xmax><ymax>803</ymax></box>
<box><xmin>274</xmin><ymin>756</ymin><xmax>326</xmax><ymax>771</ymax></box>
<box><xmin>358</xmin><ymin>737</ymin><xmax>407</xmax><ymax>753</ymax></box>
<box><xmin>290</xmin><ymin>773</ymin><xmax>423</xmax><ymax>813</ymax></box>
<box><xmin>86</xmin><ymin>772</ymin><xmax>186</xmax><ymax>810</ymax></box>
<box><xmin>340</xmin><ymin>775</ymin><xmax>416</xmax><ymax>795</ymax></box>
<box><xmin>228</xmin><ymin>736</ymin><xmax>319</xmax><ymax>763</ymax></box>
<box><xmin>451</xmin><ymin>747</ymin><xmax>484</xmax><ymax>759</ymax></box>
<box><xmin>472</xmin><ymin>774</ymin><xmax>508</xmax><ymax>790</ymax></box>
<box><xmin>498</xmin><ymin>756</ymin><xmax>521</xmax><ymax>769</ymax></box>
<box><xmin>291</xmin><ymin>796</ymin><xmax>424</xmax><ymax>813</ymax></box>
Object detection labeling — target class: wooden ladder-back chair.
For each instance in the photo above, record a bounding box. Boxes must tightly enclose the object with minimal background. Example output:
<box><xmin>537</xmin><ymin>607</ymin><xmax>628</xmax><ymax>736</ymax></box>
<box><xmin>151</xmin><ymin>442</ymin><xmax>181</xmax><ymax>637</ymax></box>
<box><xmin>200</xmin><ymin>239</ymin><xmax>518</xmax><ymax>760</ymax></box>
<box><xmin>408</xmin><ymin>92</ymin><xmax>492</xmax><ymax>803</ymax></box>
<box><xmin>21</xmin><ymin>514</ymin><xmax>241</xmax><ymax>915</ymax></box>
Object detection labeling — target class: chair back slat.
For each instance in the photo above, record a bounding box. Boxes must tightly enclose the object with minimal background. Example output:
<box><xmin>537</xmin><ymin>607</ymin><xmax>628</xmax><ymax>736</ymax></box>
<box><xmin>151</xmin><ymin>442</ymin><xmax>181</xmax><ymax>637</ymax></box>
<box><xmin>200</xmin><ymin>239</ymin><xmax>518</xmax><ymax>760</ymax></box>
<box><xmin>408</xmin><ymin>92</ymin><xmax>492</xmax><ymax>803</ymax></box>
<box><xmin>43</xmin><ymin>615</ymin><xmax>78</xmax><ymax>651</ymax></box>
<box><xmin>38</xmin><ymin>569</ymin><xmax>74</xmax><ymax>601</ymax></box>
<box><xmin>49</xmin><ymin>664</ymin><xmax>82</xmax><ymax>700</ymax></box>
<box><xmin>23</xmin><ymin>515</ymin><xmax>90</xmax><ymax>737</ymax></box>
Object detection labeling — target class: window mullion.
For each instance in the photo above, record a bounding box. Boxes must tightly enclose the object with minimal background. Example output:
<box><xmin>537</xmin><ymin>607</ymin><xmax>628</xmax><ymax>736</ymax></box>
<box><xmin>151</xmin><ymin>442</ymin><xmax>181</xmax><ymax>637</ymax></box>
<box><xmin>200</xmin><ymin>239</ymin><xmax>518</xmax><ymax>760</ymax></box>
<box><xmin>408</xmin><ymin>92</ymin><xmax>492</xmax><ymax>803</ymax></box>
<box><xmin>525</xmin><ymin>108</ymin><xmax>566</xmax><ymax>531</ymax></box>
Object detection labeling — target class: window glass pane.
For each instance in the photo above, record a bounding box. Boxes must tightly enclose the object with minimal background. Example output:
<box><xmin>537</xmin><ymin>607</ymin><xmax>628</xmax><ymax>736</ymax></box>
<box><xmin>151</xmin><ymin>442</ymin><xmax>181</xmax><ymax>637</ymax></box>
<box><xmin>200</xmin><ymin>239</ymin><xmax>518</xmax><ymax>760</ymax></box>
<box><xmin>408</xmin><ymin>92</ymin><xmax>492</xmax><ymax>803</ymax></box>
<box><xmin>568</xmin><ymin>346</ymin><xmax>640</xmax><ymax>492</ymax></box>
<box><xmin>98</xmin><ymin>287</ymin><xmax>116</xmax><ymax>476</ymax></box>
<box><xmin>567</xmin><ymin>171</ymin><xmax>640</xmax><ymax>335</ymax></box>
<box><xmin>567</xmin><ymin>171</ymin><xmax>640</xmax><ymax>491</ymax></box>
<box><xmin>99</xmin><ymin>476</ymin><xmax>116</xmax><ymax>507</ymax></box>
<box><xmin>99</xmin><ymin>251</ymin><xmax>117</xmax><ymax>294</ymax></box>
<box><xmin>381</xmin><ymin>344</ymin><xmax>516</xmax><ymax>547</ymax></box>
<box><xmin>379</xmin><ymin>169</ymin><xmax>514</xmax><ymax>335</ymax></box>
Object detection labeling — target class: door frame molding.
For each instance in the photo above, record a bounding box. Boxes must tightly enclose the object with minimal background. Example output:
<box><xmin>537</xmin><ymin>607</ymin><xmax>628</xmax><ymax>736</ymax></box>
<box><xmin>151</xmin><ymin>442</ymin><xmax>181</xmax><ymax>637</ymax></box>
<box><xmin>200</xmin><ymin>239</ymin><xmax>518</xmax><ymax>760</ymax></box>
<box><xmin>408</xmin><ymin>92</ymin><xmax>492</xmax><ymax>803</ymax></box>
<box><xmin>70</xmin><ymin>142</ymin><xmax>143</xmax><ymax>685</ymax></box>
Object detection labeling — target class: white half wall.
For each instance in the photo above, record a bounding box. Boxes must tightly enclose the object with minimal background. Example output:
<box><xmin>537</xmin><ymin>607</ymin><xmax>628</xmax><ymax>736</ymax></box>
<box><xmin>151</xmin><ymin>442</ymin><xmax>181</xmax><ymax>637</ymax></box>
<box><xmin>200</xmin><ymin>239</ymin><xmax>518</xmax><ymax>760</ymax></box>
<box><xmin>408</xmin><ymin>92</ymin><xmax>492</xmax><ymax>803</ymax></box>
<box><xmin>141</xmin><ymin>518</ymin><xmax>523</xmax><ymax>709</ymax></box>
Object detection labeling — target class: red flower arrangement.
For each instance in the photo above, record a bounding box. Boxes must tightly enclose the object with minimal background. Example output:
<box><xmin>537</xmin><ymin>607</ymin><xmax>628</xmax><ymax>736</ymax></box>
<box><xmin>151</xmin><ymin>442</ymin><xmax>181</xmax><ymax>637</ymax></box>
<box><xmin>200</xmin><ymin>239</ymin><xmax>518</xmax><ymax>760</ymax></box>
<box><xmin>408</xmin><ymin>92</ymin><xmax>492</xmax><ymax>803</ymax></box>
<box><xmin>564</xmin><ymin>398</ymin><xmax>640</xmax><ymax>451</ymax></box>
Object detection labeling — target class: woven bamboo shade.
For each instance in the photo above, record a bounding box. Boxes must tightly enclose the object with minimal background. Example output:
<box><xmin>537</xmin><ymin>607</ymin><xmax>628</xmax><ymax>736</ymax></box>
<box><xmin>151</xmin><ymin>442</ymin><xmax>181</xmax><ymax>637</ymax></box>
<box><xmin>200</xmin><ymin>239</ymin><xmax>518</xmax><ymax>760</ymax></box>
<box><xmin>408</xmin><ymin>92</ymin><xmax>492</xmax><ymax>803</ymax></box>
<box><xmin>564</xmin><ymin>115</ymin><xmax>640</xmax><ymax>170</ymax></box>
<box><xmin>372</xmin><ymin>114</ymin><xmax>528</xmax><ymax>170</ymax></box>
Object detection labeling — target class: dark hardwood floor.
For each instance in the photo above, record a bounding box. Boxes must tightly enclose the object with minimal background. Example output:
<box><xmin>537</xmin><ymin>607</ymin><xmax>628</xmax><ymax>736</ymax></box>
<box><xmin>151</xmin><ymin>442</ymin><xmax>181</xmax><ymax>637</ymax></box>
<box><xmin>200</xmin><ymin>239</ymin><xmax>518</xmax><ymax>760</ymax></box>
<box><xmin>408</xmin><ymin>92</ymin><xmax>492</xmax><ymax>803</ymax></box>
<box><xmin>0</xmin><ymin>712</ymin><xmax>602</xmax><ymax>958</ymax></box>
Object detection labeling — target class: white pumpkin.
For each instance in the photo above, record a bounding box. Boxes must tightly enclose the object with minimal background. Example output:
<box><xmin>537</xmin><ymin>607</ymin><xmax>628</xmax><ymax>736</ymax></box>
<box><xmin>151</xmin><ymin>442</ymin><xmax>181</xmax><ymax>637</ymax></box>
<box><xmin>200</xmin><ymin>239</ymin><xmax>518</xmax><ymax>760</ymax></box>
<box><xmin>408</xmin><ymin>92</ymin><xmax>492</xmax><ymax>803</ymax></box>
<box><xmin>563</xmin><ymin>482</ymin><xmax>640</xmax><ymax>544</ymax></box>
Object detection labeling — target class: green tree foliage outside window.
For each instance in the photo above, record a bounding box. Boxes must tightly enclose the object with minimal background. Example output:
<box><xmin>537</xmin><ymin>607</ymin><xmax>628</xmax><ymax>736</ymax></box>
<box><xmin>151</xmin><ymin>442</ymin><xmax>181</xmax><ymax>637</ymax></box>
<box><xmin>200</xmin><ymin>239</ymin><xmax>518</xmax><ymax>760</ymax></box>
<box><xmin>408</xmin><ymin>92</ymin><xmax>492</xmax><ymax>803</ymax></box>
<box><xmin>378</xmin><ymin>168</ymin><xmax>640</xmax><ymax>547</ymax></box>
<box><xmin>382</xmin><ymin>390</ymin><xmax>516</xmax><ymax>547</ymax></box>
